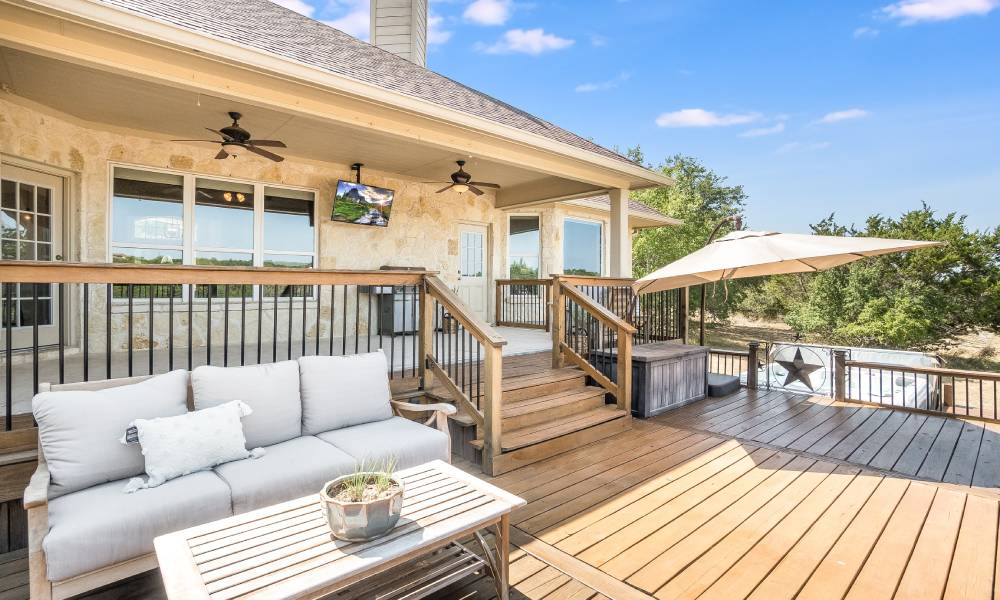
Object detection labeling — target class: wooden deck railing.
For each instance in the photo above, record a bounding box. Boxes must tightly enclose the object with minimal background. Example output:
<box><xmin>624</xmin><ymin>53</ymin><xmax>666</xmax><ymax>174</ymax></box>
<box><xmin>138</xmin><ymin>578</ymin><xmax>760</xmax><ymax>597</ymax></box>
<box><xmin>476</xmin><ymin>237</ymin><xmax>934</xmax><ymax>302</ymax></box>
<box><xmin>495</xmin><ymin>278</ymin><xmax>550</xmax><ymax>330</ymax></box>
<box><xmin>423</xmin><ymin>275</ymin><xmax>506</xmax><ymax>474</ymax></box>
<box><xmin>551</xmin><ymin>276</ymin><xmax>636</xmax><ymax>414</ymax></box>
<box><xmin>835</xmin><ymin>352</ymin><xmax>1000</xmax><ymax>421</ymax></box>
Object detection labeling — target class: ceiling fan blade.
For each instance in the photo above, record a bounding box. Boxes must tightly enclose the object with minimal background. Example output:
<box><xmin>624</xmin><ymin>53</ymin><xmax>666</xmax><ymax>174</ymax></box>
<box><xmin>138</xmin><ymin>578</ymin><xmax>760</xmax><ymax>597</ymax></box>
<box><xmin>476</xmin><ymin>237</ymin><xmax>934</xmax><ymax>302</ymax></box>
<box><xmin>206</xmin><ymin>128</ymin><xmax>232</xmax><ymax>141</ymax></box>
<box><xmin>436</xmin><ymin>184</ymin><xmax>454</xmax><ymax>194</ymax></box>
<box><xmin>249</xmin><ymin>140</ymin><xmax>287</xmax><ymax>148</ymax></box>
<box><xmin>469</xmin><ymin>182</ymin><xmax>501</xmax><ymax>189</ymax></box>
<box><xmin>245</xmin><ymin>145</ymin><xmax>285</xmax><ymax>162</ymax></box>
<box><xmin>468</xmin><ymin>185</ymin><xmax>485</xmax><ymax>196</ymax></box>
<box><xmin>171</xmin><ymin>139</ymin><xmax>221</xmax><ymax>143</ymax></box>
<box><xmin>214</xmin><ymin>148</ymin><xmax>229</xmax><ymax>160</ymax></box>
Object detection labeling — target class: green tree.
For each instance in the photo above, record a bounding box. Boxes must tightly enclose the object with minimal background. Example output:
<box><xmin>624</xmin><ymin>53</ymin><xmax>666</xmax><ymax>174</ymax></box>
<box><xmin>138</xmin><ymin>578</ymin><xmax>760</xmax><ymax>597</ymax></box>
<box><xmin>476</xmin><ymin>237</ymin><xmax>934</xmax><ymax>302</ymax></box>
<box><xmin>630</xmin><ymin>152</ymin><xmax>748</xmax><ymax>319</ymax></box>
<box><xmin>782</xmin><ymin>205</ymin><xmax>1000</xmax><ymax>348</ymax></box>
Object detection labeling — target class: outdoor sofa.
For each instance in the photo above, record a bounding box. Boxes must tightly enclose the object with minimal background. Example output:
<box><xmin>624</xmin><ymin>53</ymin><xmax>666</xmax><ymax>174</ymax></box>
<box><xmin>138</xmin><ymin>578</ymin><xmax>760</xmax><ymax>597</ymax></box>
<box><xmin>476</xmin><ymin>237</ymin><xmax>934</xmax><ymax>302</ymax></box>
<box><xmin>23</xmin><ymin>351</ymin><xmax>456</xmax><ymax>600</ymax></box>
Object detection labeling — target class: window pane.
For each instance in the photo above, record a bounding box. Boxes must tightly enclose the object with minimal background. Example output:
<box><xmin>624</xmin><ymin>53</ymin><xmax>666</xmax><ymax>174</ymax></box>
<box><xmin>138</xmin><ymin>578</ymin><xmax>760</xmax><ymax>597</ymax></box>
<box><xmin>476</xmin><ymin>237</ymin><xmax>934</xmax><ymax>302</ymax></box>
<box><xmin>509</xmin><ymin>216</ymin><xmax>540</xmax><ymax>279</ymax></box>
<box><xmin>36</xmin><ymin>216</ymin><xmax>51</xmax><ymax>242</ymax></box>
<box><xmin>195</xmin><ymin>179</ymin><xmax>254</xmax><ymax>250</ymax></box>
<box><xmin>18</xmin><ymin>184</ymin><xmax>33</xmax><ymax>212</ymax></box>
<box><xmin>36</xmin><ymin>188</ymin><xmax>51</xmax><ymax>215</ymax></box>
<box><xmin>563</xmin><ymin>219</ymin><xmax>602</xmax><ymax>276</ymax></box>
<box><xmin>113</xmin><ymin>169</ymin><xmax>184</xmax><ymax>246</ymax></box>
<box><xmin>1</xmin><ymin>210</ymin><xmax>17</xmax><ymax>239</ymax></box>
<box><xmin>264</xmin><ymin>189</ymin><xmax>314</xmax><ymax>253</ymax></box>
<box><xmin>17</xmin><ymin>213</ymin><xmax>34</xmax><ymax>240</ymax></box>
<box><xmin>264</xmin><ymin>253</ymin><xmax>313</xmax><ymax>268</ymax></box>
<box><xmin>195</xmin><ymin>251</ymin><xmax>252</xmax><ymax>267</ymax></box>
<box><xmin>112</xmin><ymin>247</ymin><xmax>183</xmax><ymax>265</ymax></box>
<box><xmin>1</xmin><ymin>180</ymin><xmax>14</xmax><ymax>209</ymax></box>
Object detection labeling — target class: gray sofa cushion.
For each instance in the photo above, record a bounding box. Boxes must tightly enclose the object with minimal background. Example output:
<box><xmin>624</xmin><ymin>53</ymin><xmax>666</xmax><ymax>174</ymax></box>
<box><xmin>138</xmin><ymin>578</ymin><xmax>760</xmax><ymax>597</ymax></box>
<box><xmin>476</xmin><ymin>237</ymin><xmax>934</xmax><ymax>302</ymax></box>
<box><xmin>192</xmin><ymin>361</ymin><xmax>301</xmax><ymax>448</ymax></box>
<box><xmin>298</xmin><ymin>352</ymin><xmax>394</xmax><ymax>434</ymax></box>
<box><xmin>43</xmin><ymin>471</ymin><xmax>232</xmax><ymax>582</ymax></box>
<box><xmin>213</xmin><ymin>436</ymin><xmax>356</xmax><ymax>514</ymax></box>
<box><xmin>33</xmin><ymin>370</ymin><xmax>189</xmax><ymax>499</ymax></box>
<box><xmin>317</xmin><ymin>416</ymin><xmax>449</xmax><ymax>471</ymax></box>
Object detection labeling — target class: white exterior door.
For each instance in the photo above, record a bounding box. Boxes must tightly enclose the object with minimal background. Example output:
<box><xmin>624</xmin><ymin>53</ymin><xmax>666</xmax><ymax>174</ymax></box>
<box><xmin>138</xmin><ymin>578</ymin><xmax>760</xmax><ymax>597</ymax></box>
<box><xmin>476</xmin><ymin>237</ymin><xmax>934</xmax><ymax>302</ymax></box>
<box><xmin>1</xmin><ymin>164</ymin><xmax>63</xmax><ymax>348</ymax></box>
<box><xmin>457</xmin><ymin>224</ymin><xmax>488</xmax><ymax>321</ymax></box>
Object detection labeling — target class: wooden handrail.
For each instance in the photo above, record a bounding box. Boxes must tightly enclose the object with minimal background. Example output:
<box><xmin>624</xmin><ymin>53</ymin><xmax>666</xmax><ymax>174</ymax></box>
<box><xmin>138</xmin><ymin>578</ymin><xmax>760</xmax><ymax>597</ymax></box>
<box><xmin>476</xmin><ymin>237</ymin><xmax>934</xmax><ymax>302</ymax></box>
<box><xmin>495</xmin><ymin>278</ymin><xmax>551</xmax><ymax>286</ymax></box>
<box><xmin>844</xmin><ymin>360</ymin><xmax>1000</xmax><ymax>382</ymax></box>
<box><xmin>710</xmin><ymin>348</ymin><xmax>749</xmax><ymax>357</ymax></box>
<box><xmin>424</xmin><ymin>275</ymin><xmax>507</xmax><ymax>348</ymax></box>
<box><xmin>559</xmin><ymin>275</ymin><xmax>636</xmax><ymax>287</ymax></box>
<box><xmin>0</xmin><ymin>261</ymin><xmax>428</xmax><ymax>285</ymax></box>
<box><xmin>560</xmin><ymin>282</ymin><xmax>638</xmax><ymax>335</ymax></box>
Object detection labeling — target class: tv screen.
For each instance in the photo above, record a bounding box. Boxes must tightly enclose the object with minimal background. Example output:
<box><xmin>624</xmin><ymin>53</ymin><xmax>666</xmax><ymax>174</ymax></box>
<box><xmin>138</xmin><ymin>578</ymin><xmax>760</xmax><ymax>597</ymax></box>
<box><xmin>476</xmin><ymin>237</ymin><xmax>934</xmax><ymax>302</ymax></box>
<box><xmin>331</xmin><ymin>180</ymin><xmax>394</xmax><ymax>227</ymax></box>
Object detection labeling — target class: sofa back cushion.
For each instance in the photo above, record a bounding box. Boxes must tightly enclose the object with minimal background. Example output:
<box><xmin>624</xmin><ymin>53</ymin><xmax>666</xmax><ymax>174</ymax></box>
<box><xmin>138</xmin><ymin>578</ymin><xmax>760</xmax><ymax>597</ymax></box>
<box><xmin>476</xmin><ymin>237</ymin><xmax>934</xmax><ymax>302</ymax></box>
<box><xmin>298</xmin><ymin>352</ymin><xmax>393</xmax><ymax>435</ymax></box>
<box><xmin>33</xmin><ymin>370</ymin><xmax>189</xmax><ymax>498</ymax></box>
<box><xmin>192</xmin><ymin>361</ymin><xmax>301</xmax><ymax>447</ymax></box>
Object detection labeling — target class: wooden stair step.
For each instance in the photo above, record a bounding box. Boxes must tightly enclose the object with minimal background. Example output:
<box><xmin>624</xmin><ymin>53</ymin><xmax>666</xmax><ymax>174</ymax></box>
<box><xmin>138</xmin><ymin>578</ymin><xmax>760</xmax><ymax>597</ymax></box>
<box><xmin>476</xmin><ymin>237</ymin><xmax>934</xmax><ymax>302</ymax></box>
<box><xmin>502</xmin><ymin>386</ymin><xmax>608</xmax><ymax>417</ymax></box>
<box><xmin>502</xmin><ymin>367</ymin><xmax>584</xmax><ymax>391</ymax></box>
<box><xmin>470</xmin><ymin>406</ymin><xmax>627</xmax><ymax>452</ymax></box>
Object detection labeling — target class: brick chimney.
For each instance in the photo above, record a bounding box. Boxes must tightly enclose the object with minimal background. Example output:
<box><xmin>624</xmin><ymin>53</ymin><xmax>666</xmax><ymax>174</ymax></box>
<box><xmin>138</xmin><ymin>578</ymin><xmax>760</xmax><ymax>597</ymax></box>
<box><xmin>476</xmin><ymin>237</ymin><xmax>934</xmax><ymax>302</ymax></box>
<box><xmin>370</xmin><ymin>0</ymin><xmax>428</xmax><ymax>67</ymax></box>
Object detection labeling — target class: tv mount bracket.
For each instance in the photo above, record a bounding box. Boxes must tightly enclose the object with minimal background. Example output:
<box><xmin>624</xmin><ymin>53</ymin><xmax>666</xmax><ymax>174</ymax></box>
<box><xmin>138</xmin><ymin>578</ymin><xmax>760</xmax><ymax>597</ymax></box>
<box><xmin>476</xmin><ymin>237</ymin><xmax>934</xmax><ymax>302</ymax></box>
<box><xmin>350</xmin><ymin>163</ymin><xmax>363</xmax><ymax>184</ymax></box>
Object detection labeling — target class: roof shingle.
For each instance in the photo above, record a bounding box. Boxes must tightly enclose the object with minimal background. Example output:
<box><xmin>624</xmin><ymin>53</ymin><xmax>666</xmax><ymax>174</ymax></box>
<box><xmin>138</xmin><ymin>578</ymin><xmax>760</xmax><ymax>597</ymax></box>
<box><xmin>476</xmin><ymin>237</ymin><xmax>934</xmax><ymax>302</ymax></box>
<box><xmin>98</xmin><ymin>0</ymin><xmax>641</xmax><ymax>167</ymax></box>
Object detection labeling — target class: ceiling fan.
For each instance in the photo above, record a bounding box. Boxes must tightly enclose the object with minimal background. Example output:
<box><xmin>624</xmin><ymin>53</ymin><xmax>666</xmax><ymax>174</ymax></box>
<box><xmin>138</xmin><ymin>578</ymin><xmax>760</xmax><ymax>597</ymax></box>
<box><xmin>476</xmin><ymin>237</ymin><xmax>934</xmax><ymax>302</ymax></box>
<box><xmin>173</xmin><ymin>112</ymin><xmax>287</xmax><ymax>162</ymax></box>
<box><xmin>428</xmin><ymin>161</ymin><xmax>500</xmax><ymax>196</ymax></box>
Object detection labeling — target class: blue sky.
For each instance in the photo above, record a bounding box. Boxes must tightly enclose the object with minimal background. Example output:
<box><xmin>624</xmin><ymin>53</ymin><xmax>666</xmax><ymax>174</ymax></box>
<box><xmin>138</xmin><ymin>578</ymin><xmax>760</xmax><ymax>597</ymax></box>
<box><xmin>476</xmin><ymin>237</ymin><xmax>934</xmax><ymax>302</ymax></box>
<box><xmin>277</xmin><ymin>0</ymin><xmax>999</xmax><ymax>233</ymax></box>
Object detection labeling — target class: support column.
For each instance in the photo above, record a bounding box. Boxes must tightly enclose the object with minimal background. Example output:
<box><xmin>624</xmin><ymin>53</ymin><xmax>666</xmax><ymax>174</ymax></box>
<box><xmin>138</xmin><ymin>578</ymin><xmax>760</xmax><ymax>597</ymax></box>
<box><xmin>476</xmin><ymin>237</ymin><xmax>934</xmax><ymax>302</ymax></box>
<box><xmin>609</xmin><ymin>188</ymin><xmax>632</xmax><ymax>277</ymax></box>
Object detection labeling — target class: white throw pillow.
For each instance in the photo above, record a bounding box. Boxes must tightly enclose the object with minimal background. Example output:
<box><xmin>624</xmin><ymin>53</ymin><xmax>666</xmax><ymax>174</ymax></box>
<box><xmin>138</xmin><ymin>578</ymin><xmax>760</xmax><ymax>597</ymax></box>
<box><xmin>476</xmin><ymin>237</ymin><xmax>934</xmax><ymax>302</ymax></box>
<box><xmin>122</xmin><ymin>400</ymin><xmax>262</xmax><ymax>492</ymax></box>
<box><xmin>33</xmin><ymin>370</ymin><xmax>189</xmax><ymax>498</ymax></box>
<box><xmin>298</xmin><ymin>352</ymin><xmax>393</xmax><ymax>435</ymax></box>
<box><xmin>191</xmin><ymin>361</ymin><xmax>301</xmax><ymax>448</ymax></box>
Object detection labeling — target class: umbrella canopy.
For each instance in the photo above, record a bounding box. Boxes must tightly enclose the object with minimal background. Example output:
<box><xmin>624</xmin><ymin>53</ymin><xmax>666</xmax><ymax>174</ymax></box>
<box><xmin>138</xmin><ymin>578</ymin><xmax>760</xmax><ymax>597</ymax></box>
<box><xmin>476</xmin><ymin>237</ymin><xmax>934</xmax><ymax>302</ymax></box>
<box><xmin>634</xmin><ymin>230</ymin><xmax>943</xmax><ymax>294</ymax></box>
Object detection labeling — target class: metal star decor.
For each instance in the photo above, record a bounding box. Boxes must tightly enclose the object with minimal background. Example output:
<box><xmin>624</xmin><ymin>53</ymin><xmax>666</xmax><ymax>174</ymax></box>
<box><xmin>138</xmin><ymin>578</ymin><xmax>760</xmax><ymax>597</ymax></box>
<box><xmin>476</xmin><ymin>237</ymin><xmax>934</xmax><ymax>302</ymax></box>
<box><xmin>775</xmin><ymin>348</ymin><xmax>823</xmax><ymax>391</ymax></box>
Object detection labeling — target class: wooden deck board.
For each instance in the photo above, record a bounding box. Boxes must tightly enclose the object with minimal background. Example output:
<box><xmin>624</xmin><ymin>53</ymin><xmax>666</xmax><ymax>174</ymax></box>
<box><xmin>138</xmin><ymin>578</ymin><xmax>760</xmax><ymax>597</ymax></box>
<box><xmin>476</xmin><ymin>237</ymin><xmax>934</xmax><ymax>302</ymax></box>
<box><xmin>7</xmin><ymin>381</ymin><xmax>1000</xmax><ymax>600</ymax></box>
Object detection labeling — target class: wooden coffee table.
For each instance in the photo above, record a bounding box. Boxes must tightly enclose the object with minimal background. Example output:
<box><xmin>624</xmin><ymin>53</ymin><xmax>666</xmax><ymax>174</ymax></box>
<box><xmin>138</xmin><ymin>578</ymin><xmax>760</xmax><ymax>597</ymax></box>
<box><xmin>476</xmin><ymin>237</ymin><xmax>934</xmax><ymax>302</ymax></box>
<box><xmin>154</xmin><ymin>460</ymin><xmax>525</xmax><ymax>600</ymax></box>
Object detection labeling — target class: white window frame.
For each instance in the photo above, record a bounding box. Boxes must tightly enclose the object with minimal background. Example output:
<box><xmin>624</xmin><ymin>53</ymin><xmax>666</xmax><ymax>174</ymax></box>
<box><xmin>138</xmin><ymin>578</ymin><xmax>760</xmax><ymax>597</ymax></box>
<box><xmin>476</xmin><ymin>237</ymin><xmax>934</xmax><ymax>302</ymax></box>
<box><xmin>562</xmin><ymin>216</ymin><xmax>605</xmax><ymax>277</ymax></box>
<box><xmin>507</xmin><ymin>213</ymin><xmax>542</xmax><ymax>279</ymax></box>
<box><xmin>107</xmin><ymin>163</ymin><xmax>318</xmax><ymax>301</ymax></box>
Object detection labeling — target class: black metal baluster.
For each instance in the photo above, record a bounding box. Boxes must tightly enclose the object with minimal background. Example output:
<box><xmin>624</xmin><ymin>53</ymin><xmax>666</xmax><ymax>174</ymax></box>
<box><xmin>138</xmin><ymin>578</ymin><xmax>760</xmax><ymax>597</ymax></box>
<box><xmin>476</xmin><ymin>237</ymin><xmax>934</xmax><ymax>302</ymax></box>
<box><xmin>240</xmin><ymin>288</ymin><xmax>246</xmax><ymax>366</ymax></box>
<box><xmin>58</xmin><ymin>283</ymin><xmax>65</xmax><ymax>383</ymax></box>
<box><xmin>367</xmin><ymin>286</ymin><xmax>373</xmax><ymax>353</ymax></box>
<box><xmin>389</xmin><ymin>286</ymin><xmax>396</xmax><ymax>378</ymax></box>
<box><xmin>329</xmin><ymin>285</ymin><xmax>336</xmax><ymax>356</ymax></box>
<box><xmin>206</xmin><ymin>285</ymin><xmax>213</xmax><ymax>366</ymax></box>
<box><xmin>272</xmin><ymin>284</ymin><xmax>278</xmax><ymax>362</ymax></box>
<box><xmin>83</xmin><ymin>283</ymin><xmax>90</xmax><ymax>381</ymax></box>
<box><xmin>353</xmin><ymin>286</ymin><xmax>360</xmax><ymax>356</ymax></box>
<box><xmin>410</xmin><ymin>285</ymin><xmax>417</xmax><ymax>377</ymax></box>
<box><xmin>187</xmin><ymin>284</ymin><xmax>193</xmax><ymax>371</ymax></box>
<box><xmin>169</xmin><ymin>292</ymin><xmax>174</xmax><ymax>371</ymax></box>
<box><xmin>127</xmin><ymin>284</ymin><xmax>134</xmax><ymax>377</ymax></box>
<box><xmin>148</xmin><ymin>292</ymin><xmax>154</xmax><ymax>374</ymax></box>
<box><xmin>4</xmin><ymin>284</ymin><xmax>13</xmax><ymax>431</ymax></box>
<box><xmin>287</xmin><ymin>292</ymin><xmax>293</xmax><ymax>360</ymax></box>
<box><xmin>301</xmin><ymin>290</ymin><xmax>307</xmax><ymax>358</ymax></box>
<box><xmin>341</xmin><ymin>285</ymin><xmax>347</xmax><ymax>356</ymax></box>
<box><xmin>223</xmin><ymin>284</ymin><xmax>230</xmax><ymax>367</ymax></box>
<box><xmin>315</xmin><ymin>286</ymin><xmax>321</xmax><ymax>357</ymax></box>
<box><xmin>257</xmin><ymin>284</ymin><xmax>263</xmax><ymax>365</ymax></box>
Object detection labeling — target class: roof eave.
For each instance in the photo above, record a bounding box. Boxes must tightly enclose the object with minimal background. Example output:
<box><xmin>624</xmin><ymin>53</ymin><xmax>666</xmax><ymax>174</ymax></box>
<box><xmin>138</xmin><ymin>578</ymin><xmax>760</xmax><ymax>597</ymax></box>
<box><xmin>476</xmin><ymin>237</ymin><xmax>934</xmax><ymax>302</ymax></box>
<box><xmin>16</xmin><ymin>0</ymin><xmax>672</xmax><ymax>189</ymax></box>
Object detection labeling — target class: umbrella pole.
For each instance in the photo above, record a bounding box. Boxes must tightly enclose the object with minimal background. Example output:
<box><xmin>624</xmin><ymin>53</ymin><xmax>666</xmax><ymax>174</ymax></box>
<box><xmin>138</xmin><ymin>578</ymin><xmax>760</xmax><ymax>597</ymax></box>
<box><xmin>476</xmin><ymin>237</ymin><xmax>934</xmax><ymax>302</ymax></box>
<box><xmin>699</xmin><ymin>215</ymin><xmax>742</xmax><ymax>347</ymax></box>
<box><xmin>699</xmin><ymin>283</ymin><xmax>706</xmax><ymax>346</ymax></box>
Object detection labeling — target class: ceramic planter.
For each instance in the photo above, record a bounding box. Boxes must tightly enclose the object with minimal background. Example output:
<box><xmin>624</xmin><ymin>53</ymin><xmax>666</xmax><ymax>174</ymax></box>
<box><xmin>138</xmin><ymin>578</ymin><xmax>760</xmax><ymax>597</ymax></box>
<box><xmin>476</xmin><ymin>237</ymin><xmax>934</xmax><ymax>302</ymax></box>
<box><xmin>320</xmin><ymin>473</ymin><xmax>404</xmax><ymax>542</ymax></box>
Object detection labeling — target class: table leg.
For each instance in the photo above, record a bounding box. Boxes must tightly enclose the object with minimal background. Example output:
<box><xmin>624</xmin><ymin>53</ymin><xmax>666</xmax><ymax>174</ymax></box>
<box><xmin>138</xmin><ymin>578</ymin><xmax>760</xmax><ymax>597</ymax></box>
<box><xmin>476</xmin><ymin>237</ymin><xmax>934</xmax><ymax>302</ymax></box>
<box><xmin>498</xmin><ymin>514</ymin><xmax>510</xmax><ymax>600</ymax></box>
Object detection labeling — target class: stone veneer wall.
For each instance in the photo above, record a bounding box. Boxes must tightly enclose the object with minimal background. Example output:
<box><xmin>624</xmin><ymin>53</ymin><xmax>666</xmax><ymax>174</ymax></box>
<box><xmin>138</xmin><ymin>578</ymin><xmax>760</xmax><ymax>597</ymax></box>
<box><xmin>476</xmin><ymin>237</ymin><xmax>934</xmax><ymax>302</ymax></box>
<box><xmin>0</xmin><ymin>94</ymin><xmax>615</xmax><ymax>353</ymax></box>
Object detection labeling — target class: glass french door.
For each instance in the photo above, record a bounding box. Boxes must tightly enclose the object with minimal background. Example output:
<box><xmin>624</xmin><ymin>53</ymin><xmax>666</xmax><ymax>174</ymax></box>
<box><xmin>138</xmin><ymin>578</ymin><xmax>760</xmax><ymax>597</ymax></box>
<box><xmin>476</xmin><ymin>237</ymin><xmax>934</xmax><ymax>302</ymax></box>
<box><xmin>1</xmin><ymin>165</ymin><xmax>63</xmax><ymax>348</ymax></box>
<box><xmin>457</xmin><ymin>223</ymin><xmax>488</xmax><ymax>322</ymax></box>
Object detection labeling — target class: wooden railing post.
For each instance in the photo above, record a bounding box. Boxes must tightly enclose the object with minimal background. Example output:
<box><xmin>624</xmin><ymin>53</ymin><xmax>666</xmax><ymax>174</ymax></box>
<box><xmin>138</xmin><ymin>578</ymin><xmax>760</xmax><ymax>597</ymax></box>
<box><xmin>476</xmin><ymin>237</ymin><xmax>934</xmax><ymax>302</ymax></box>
<box><xmin>482</xmin><ymin>344</ymin><xmax>503</xmax><ymax>475</ymax></box>
<box><xmin>833</xmin><ymin>349</ymin><xmax>847</xmax><ymax>401</ymax></box>
<box><xmin>419</xmin><ymin>278</ymin><xmax>433</xmax><ymax>391</ymax></box>
<box><xmin>551</xmin><ymin>276</ymin><xmax>565</xmax><ymax>369</ymax></box>
<box><xmin>746</xmin><ymin>341</ymin><xmax>759</xmax><ymax>389</ymax></box>
<box><xmin>494</xmin><ymin>280</ymin><xmax>502</xmax><ymax>326</ymax></box>
<box><xmin>616</xmin><ymin>326</ymin><xmax>632</xmax><ymax>413</ymax></box>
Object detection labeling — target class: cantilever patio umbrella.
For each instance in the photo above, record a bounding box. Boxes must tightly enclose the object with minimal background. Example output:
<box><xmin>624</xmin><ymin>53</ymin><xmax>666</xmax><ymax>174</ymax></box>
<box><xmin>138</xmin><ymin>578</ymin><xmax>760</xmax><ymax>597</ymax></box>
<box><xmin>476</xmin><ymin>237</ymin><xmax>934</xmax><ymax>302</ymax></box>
<box><xmin>633</xmin><ymin>229</ymin><xmax>943</xmax><ymax>345</ymax></box>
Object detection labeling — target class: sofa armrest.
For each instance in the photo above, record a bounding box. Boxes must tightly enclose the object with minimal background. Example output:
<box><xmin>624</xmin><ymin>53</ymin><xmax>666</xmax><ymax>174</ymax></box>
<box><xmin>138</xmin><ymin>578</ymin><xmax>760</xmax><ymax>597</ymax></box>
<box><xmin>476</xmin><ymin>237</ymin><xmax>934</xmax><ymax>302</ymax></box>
<box><xmin>390</xmin><ymin>400</ymin><xmax>456</xmax><ymax>432</ymax></box>
<box><xmin>24</xmin><ymin>461</ymin><xmax>50</xmax><ymax>510</ymax></box>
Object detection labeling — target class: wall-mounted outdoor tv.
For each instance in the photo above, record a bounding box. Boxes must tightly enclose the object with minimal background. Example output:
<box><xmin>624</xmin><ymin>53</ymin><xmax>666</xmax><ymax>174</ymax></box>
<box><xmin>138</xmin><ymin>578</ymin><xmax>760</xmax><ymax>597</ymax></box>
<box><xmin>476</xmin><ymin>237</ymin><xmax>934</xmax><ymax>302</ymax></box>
<box><xmin>331</xmin><ymin>180</ymin><xmax>394</xmax><ymax>227</ymax></box>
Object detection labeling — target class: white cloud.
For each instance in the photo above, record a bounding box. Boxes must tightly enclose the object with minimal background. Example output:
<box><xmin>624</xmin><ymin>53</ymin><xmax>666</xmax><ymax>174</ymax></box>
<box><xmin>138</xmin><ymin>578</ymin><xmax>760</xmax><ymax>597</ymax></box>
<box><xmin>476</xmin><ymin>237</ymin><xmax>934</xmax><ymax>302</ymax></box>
<box><xmin>322</xmin><ymin>0</ymin><xmax>369</xmax><ymax>40</ymax></box>
<box><xmin>815</xmin><ymin>108</ymin><xmax>870</xmax><ymax>124</ymax></box>
<box><xmin>740</xmin><ymin>122</ymin><xmax>786</xmax><ymax>137</ymax></box>
<box><xmin>272</xmin><ymin>0</ymin><xmax>315</xmax><ymax>17</ymax></box>
<box><xmin>574</xmin><ymin>72</ymin><xmax>630</xmax><ymax>93</ymax></box>
<box><xmin>654</xmin><ymin>108</ymin><xmax>761</xmax><ymax>128</ymax></box>
<box><xmin>882</xmin><ymin>0</ymin><xmax>999</xmax><ymax>24</ymax></box>
<box><xmin>777</xmin><ymin>141</ymin><xmax>831</xmax><ymax>154</ymax></box>
<box><xmin>464</xmin><ymin>0</ymin><xmax>513</xmax><ymax>25</ymax></box>
<box><xmin>428</xmin><ymin>14</ymin><xmax>453</xmax><ymax>45</ymax></box>
<box><xmin>476</xmin><ymin>29</ymin><xmax>575</xmax><ymax>55</ymax></box>
<box><xmin>853</xmin><ymin>26</ymin><xmax>880</xmax><ymax>38</ymax></box>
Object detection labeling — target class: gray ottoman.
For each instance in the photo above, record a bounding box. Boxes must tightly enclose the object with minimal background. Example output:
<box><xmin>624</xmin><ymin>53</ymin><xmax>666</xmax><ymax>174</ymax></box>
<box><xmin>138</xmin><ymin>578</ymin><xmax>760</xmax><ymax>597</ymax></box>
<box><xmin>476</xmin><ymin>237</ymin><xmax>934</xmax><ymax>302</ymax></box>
<box><xmin>707</xmin><ymin>373</ymin><xmax>741</xmax><ymax>397</ymax></box>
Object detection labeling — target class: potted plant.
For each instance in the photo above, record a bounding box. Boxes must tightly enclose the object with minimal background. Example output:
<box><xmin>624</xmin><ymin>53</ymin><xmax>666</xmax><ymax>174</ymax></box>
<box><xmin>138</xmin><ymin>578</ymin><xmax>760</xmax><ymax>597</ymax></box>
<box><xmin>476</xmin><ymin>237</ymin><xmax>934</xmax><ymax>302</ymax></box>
<box><xmin>320</xmin><ymin>457</ymin><xmax>404</xmax><ymax>542</ymax></box>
